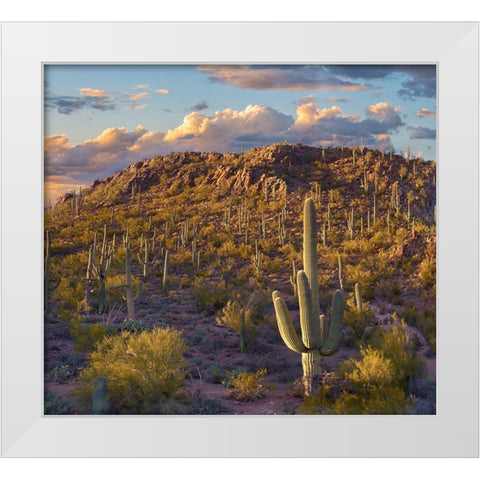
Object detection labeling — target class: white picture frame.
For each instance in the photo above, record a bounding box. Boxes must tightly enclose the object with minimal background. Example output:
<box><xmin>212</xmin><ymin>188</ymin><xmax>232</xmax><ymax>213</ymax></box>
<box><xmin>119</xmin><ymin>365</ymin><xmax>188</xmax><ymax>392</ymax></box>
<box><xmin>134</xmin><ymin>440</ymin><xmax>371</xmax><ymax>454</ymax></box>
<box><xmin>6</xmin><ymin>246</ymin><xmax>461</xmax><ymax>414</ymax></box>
<box><xmin>1</xmin><ymin>21</ymin><xmax>478</xmax><ymax>458</ymax></box>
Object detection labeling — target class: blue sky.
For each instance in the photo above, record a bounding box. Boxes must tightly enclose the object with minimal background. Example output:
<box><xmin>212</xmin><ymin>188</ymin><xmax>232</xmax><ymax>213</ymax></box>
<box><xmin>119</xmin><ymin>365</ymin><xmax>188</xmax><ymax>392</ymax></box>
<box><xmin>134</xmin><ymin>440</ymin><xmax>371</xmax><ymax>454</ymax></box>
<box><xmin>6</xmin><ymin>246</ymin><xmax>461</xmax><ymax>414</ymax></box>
<box><xmin>44</xmin><ymin>64</ymin><xmax>436</xmax><ymax>203</ymax></box>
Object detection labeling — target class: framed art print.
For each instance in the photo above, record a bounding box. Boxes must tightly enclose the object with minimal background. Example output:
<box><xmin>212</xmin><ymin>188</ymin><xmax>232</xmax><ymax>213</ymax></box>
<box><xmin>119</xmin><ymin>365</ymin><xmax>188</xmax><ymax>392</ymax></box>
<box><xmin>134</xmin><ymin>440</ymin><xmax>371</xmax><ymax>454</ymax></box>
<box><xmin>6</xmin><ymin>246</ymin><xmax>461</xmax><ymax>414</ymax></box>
<box><xmin>1</xmin><ymin>21</ymin><xmax>478</xmax><ymax>457</ymax></box>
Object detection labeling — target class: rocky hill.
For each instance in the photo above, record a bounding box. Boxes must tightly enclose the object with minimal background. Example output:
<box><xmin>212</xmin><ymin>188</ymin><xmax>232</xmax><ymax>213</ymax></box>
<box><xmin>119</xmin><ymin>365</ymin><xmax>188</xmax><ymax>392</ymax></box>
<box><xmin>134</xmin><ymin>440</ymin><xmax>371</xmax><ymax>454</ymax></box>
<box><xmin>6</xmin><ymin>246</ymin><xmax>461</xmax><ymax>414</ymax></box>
<box><xmin>45</xmin><ymin>143</ymin><xmax>436</xmax><ymax>415</ymax></box>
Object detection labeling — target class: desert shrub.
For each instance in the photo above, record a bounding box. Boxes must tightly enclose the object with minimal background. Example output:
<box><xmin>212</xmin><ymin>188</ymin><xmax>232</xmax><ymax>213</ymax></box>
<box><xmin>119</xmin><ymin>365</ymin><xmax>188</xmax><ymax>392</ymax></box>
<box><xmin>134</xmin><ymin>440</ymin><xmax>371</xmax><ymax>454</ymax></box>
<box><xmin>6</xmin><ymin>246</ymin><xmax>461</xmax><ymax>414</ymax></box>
<box><xmin>119</xmin><ymin>318</ymin><xmax>150</xmax><ymax>333</ymax></box>
<box><xmin>205</xmin><ymin>363</ymin><xmax>223</xmax><ymax>384</ymax></box>
<box><xmin>339</xmin><ymin>347</ymin><xmax>394</xmax><ymax>386</ymax></box>
<box><xmin>343</xmin><ymin>292</ymin><xmax>375</xmax><ymax>342</ymax></box>
<box><xmin>186</xmin><ymin>393</ymin><xmax>226</xmax><ymax>414</ymax></box>
<box><xmin>300</xmin><ymin>347</ymin><xmax>413</xmax><ymax>415</ymax></box>
<box><xmin>75</xmin><ymin>327</ymin><xmax>188</xmax><ymax>413</ymax></box>
<box><xmin>45</xmin><ymin>364</ymin><xmax>75</xmax><ymax>383</ymax></box>
<box><xmin>228</xmin><ymin>369</ymin><xmax>269</xmax><ymax>401</ymax></box>
<box><xmin>192</xmin><ymin>276</ymin><xmax>230</xmax><ymax>311</ymax></box>
<box><xmin>360</xmin><ymin>317</ymin><xmax>424</xmax><ymax>389</ymax></box>
<box><xmin>44</xmin><ymin>389</ymin><xmax>70</xmax><ymax>415</ymax></box>
<box><xmin>215</xmin><ymin>296</ymin><xmax>260</xmax><ymax>352</ymax></box>
<box><xmin>68</xmin><ymin>317</ymin><xmax>110</xmax><ymax>353</ymax></box>
<box><xmin>418</xmin><ymin>256</ymin><xmax>436</xmax><ymax>291</ymax></box>
<box><xmin>55</xmin><ymin>277</ymin><xmax>85</xmax><ymax>320</ymax></box>
<box><xmin>399</xmin><ymin>304</ymin><xmax>420</xmax><ymax>326</ymax></box>
<box><xmin>417</xmin><ymin>310</ymin><xmax>436</xmax><ymax>354</ymax></box>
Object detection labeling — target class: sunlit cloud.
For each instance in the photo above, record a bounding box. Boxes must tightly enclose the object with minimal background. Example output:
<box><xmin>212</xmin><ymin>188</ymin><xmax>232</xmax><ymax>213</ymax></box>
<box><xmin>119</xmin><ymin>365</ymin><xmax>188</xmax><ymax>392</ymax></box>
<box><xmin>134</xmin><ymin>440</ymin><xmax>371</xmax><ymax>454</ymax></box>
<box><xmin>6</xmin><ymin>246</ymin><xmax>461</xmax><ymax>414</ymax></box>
<box><xmin>127</xmin><ymin>92</ymin><xmax>150</xmax><ymax>102</ymax></box>
<box><xmin>376</xmin><ymin>134</ymin><xmax>390</xmax><ymax>143</ymax></box>
<box><xmin>134</xmin><ymin>84</ymin><xmax>150</xmax><ymax>89</ymax></box>
<box><xmin>79</xmin><ymin>88</ymin><xmax>109</xmax><ymax>98</ymax></box>
<box><xmin>156</xmin><ymin>89</ymin><xmax>169</xmax><ymax>95</ymax></box>
<box><xmin>365</xmin><ymin>102</ymin><xmax>400</xmax><ymax>121</ymax></box>
<box><xmin>294</xmin><ymin>103</ymin><xmax>343</xmax><ymax>126</ymax></box>
<box><xmin>199</xmin><ymin>65</ymin><xmax>370</xmax><ymax>92</ymax></box>
<box><xmin>417</xmin><ymin>108</ymin><xmax>436</xmax><ymax>117</ymax></box>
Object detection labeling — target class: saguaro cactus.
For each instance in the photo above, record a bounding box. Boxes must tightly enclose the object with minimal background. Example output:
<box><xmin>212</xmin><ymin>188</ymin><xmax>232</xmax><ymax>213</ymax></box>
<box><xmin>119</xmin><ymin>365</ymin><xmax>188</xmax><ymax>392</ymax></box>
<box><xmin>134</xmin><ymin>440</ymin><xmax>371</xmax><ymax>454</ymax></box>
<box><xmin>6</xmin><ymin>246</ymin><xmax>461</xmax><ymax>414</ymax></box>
<box><xmin>92</xmin><ymin>376</ymin><xmax>107</xmax><ymax>414</ymax></box>
<box><xmin>272</xmin><ymin>198</ymin><xmax>345</xmax><ymax>396</ymax></box>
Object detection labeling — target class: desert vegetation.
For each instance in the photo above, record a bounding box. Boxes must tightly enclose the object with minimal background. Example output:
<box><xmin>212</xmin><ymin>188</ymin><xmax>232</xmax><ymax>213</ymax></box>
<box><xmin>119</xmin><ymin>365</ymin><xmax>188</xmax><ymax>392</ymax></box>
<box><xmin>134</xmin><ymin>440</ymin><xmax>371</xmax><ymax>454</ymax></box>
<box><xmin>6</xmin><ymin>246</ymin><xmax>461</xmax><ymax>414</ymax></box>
<box><xmin>44</xmin><ymin>143</ymin><xmax>436</xmax><ymax>414</ymax></box>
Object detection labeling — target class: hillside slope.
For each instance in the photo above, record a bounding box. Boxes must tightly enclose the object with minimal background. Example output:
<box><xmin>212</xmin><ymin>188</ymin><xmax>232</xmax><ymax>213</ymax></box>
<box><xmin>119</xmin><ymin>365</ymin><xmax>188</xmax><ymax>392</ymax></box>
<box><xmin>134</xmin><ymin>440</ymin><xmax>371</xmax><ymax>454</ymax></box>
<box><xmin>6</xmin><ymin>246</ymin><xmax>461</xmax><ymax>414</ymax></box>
<box><xmin>44</xmin><ymin>143</ymin><xmax>436</xmax><ymax>415</ymax></box>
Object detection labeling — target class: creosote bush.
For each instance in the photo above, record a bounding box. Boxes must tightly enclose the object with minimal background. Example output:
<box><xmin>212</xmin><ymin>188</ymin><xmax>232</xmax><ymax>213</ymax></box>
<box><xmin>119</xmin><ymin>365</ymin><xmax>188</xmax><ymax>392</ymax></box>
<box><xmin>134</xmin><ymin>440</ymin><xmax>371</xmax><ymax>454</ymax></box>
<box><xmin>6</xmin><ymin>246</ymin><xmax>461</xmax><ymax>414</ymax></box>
<box><xmin>75</xmin><ymin>327</ymin><xmax>187</xmax><ymax>413</ymax></box>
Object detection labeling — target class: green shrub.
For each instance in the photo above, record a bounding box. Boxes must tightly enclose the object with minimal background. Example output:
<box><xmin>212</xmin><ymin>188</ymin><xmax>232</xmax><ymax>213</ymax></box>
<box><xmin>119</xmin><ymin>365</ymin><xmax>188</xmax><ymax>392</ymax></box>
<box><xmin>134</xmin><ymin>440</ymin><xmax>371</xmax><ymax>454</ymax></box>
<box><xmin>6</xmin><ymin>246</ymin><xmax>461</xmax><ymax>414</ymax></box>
<box><xmin>76</xmin><ymin>327</ymin><xmax>188</xmax><ymax>413</ymax></box>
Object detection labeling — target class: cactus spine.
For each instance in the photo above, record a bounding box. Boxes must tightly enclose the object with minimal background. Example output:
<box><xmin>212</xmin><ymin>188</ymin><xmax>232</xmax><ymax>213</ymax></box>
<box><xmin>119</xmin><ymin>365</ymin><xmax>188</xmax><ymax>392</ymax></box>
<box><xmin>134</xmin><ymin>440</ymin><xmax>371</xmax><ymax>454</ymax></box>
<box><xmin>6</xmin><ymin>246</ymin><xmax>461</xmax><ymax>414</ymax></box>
<box><xmin>272</xmin><ymin>198</ymin><xmax>345</xmax><ymax>396</ymax></box>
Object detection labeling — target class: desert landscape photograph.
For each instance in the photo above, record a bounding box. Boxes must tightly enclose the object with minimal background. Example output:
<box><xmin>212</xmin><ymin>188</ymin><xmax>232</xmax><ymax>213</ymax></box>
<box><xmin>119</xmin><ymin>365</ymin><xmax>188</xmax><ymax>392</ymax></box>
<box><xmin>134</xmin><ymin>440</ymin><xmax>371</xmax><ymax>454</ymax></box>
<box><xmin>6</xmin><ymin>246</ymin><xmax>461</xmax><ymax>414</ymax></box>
<box><xmin>43</xmin><ymin>64</ymin><xmax>436</xmax><ymax>415</ymax></box>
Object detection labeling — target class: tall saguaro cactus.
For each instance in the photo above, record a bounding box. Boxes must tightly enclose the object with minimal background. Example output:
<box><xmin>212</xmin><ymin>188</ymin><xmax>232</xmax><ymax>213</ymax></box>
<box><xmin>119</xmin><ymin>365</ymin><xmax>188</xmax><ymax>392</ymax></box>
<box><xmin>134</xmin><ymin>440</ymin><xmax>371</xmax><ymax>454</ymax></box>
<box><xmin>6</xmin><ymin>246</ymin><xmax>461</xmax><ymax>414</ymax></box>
<box><xmin>272</xmin><ymin>198</ymin><xmax>345</xmax><ymax>396</ymax></box>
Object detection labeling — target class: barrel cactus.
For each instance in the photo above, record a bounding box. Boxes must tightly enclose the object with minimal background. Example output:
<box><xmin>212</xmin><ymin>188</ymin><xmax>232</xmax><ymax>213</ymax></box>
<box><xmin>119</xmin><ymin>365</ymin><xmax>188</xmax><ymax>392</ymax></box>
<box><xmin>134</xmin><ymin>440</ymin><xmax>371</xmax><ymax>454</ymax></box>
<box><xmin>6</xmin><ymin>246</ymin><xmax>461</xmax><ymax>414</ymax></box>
<box><xmin>272</xmin><ymin>197</ymin><xmax>345</xmax><ymax>396</ymax></box>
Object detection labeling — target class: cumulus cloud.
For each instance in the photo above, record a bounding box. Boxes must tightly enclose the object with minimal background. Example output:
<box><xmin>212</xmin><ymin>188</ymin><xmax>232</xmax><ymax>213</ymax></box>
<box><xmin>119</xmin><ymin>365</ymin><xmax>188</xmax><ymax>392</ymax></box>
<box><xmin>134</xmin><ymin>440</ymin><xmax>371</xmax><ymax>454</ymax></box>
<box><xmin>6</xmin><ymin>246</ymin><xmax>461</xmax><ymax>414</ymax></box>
<box><xmin>417</xmin><ymin>108</ymin><xmax>436</xmax><ymax>117</ymax></box>
<box><xmin>365</xmin><ymin>102</ymin><xmax>400</xmax><ymax>121</ymax></box>
<box><xmin>199</xmin><ymin>65</ymin><xmax>370</xmax><ymax>92</ymax></box>
<box><xmin>163</xmin><ymin>104</ymin><xmax>293</xmax><ymax>149</ymax></box>
<box><xmin>44</xmin><ymin>125</ymin><xmax>147</xmax><ymax>183</ymax></box>
<box><xmin>407</xmin><ymin>125</ymin><xmax>436</xmax><ymax>139</ymax></box>
<box><xmin>294</xmin><ymin>103</ymin><xmax>343</xmax><ymax>126</ymax></box>
<box><xmin>45</xmin><ymin>101</ymin><xmax>408</xmax><ymax>201</ymax></box>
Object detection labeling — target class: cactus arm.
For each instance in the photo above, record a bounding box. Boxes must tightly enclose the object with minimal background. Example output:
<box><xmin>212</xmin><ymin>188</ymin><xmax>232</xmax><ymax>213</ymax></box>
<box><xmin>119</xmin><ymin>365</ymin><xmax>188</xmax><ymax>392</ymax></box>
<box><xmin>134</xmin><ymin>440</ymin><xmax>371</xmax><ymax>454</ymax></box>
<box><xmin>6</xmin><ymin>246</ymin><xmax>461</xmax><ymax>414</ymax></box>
<box><xmin>303</xmin><ymin>198</ymin><xmax>320</xmax><ymax>323</ymax></box>
<box><xmin>272</xmin><ymin>291</ymin><xmax>307</xmax><ymax>354</ymax></box>
<box><xmin>297</xmin><ymin>270</ymin><xmax>320</xmax><ymax>349</ymax></box>
<box><xmin>320</xmin><ymin>289</ymin><xmax>345</xmax><ymax>356</ymax></box>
